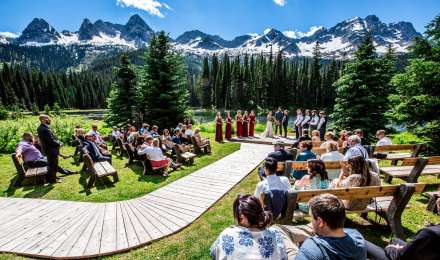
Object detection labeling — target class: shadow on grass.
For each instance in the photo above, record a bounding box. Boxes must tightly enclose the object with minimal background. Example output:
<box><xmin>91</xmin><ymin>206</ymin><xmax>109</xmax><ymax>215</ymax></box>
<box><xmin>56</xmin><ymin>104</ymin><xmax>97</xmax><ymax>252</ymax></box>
<box><xmin>4</xmin><ymin>175</ymin><xmax>54</xmax><ymax>198</ymax></box>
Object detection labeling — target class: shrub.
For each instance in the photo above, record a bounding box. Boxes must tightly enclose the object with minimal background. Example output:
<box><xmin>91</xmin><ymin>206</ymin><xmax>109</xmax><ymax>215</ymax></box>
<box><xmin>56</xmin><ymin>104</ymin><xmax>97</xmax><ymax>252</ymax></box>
<box><xmin>0</xmin><ymin>105</ymin><xmax>8</xmax><ymax>120</ymax></box>
<box><xmin>44</xmin><ymin>104</ymin><xmax>51</xmax><ymax>116</ymax></box>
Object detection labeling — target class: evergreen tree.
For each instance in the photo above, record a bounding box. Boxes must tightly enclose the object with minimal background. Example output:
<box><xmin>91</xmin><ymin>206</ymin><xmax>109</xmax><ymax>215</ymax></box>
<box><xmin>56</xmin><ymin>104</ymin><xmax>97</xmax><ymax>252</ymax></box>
<box><xmin>105</xmin><ymin>54</ymin><xmax>138</xmax><ymax>127</ymax></box>
<box><xmin>388</xmin><ymin>15</ymin><xmax>440</xmax><ymax>154</ymax></box>
<box><xmin>139</xmin><ymin>31</ymin><xmax>190</xmax><ymax>128</ymax></box>
<box><xmin>311</xmin><ymin>42</ymin><xmax>322</xmax><ymax>106</ymax></box>
<box><xmin>332</xmin><ymin>34</ymin><xmax>394</xmax><ymax>142</ymax></box>
<box><xmin>201</xmin><ymin>56</ymin><xmax>211</xmax><ymax>108</ymax></box>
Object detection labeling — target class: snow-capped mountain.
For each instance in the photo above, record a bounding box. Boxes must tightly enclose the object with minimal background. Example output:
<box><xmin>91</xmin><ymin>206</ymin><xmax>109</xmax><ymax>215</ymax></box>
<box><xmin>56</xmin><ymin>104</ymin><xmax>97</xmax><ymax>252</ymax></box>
<box><xmin>1</xmin><ymin>14</ymin><xmax>420</xmax><ymax>58</ymax></box>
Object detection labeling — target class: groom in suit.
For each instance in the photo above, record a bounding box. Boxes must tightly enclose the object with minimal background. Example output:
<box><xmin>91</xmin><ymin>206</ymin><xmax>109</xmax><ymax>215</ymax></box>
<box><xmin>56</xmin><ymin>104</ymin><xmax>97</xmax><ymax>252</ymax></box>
<box><xmin>274</xmin><ymin>107</ymin><xmax>283</xmax><ymax>136</ymax></box>
<box><xmin>281</xmin><ymin>110</ymin><xmax>289</xmax><ymax>137</ymax></box>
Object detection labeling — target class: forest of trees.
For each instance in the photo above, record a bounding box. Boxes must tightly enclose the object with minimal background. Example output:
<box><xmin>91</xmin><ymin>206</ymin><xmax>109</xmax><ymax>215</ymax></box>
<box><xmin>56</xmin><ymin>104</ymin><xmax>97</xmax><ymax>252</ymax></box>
<box><xmin>192</xmin><ymin>42</ymin><xmax>343</xmax><ymax>111</ymax></box>
<box><xmin>0</xmin><ymin>63</ymin><xmax>111</xmax><ymax>110</ymax></box>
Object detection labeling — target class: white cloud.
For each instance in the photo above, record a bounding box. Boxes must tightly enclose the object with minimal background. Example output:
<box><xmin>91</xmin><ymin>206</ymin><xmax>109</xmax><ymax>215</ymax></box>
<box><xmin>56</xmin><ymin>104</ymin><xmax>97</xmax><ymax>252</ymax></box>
<box><xmin>283</xmin><ymin>26</ymin><xmax>323</xmax><ymax>39</ymax></box>
<box><xmin>116</xmin><ymin>0</ymin><xmax>170</xmax><ymax>18</ymax></box>
<box><xmin>0</xmin><ymin>32</ymin><xmax>20</xmax><ymax>38</ymax></box>
<box><xmin>273</xmin><ymin>0</ymin><xmax>286</xmax><ymax>6</ymax></box>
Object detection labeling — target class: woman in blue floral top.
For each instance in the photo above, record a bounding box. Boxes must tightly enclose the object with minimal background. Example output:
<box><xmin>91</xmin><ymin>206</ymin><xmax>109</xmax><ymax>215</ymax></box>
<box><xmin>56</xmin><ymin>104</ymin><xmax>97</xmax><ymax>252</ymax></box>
<box><xmin>210</xmin><ymin>195</ymin><xmax>287</xmax><ymax>260</ymax></box>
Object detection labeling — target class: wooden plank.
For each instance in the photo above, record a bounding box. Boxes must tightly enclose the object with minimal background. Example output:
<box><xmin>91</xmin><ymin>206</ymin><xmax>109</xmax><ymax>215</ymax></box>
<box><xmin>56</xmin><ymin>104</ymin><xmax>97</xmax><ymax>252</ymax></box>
<box><xmin>139</xmin><ymin>197</ymin><xmax>201</xmax><ymax>218</ymax></box>
<box><xmin>115</xmin><ymin>202</ymin><xmax>129</xmax><ymax>251</ymax></box>
<box><xmin>150</xmin><ymin>189</ymin><xmax>214</xmax><ymax>207</ymax></box>
<box><xmin>99</xmin><ymin>202</ymin><xmax>118</xmax><ymax>254</ymax></box>
<box><xmin>119</xmin><ymin>201</ymin><xmax>151</xmax><ymax>244</ymax></box>
<box><xmin>83</xmin><ymin>203</ymin><xmax>107</xmax><ymax>256</ymax></box>
<box><xmin>374</xmin><ymin>144</ymin><xmax>417</xmax><ymax>152</ymax></box>
<box><xmin>0</xmin><ymin>199</ymin><xmax>49</xmax><ymax>225</ymax></box>
<box><xmin>51</xmin><ymin>204</ymin><xmax>102</xmax><ymax>257</ymax></box>
<box><xmin>133</xmin><ymin>199</ymin><xmax>188</xmax><ymax>228</ymax></box>
<box><xmin>136</xmin><ymin>198</ymin><xmax>195</xmax><ymax>224</ymax></box>
<box><xmin>147</xmin><ymin>193</ymin><xmax>209</xmax><ymax>211</ymax></box>
<box><xmin>382</xmin><ymin>165</ymin><xmax>440</xmax><ymax>177</ymax></box>
<box><xmin>66</xmin><ymin>204</ymin><xmax>106</xmax><ymax>257</ymax></box>
<box><xmin>118</xmin><ymin>201</ymin><xmax>140</xmax><ymax>248</ymax></box>
<box><xmin>402</xmin><ymin>156</ymin><xmax>440</xmax><ymax>166</ymax></box>
<box><xmin>159</xmin><ymin>186</ymin><xmax>219</xmax><ymax>200</ymax></box>
<box><xmin>295</xmin><ymin>184</ymin><xmax>426</xmax><ymax>202</ymax></box>
<box><xmin>21</xmin><ymin>204</ymin><xmax>94</xmax><ymax>256</ymax></box>
<box><xmin>127</xmin><ymin>200</ymin><xmax>171</xmax><ymax>237</ymax></box>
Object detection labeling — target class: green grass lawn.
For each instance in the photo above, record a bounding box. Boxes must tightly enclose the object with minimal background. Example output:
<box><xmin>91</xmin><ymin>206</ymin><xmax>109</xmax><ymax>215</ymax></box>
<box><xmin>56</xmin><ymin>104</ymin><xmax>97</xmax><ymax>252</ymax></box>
<box><xmin>1</xmin><ymin>132</ymin><xmax>240</xmax><ymax>202</ymax></box>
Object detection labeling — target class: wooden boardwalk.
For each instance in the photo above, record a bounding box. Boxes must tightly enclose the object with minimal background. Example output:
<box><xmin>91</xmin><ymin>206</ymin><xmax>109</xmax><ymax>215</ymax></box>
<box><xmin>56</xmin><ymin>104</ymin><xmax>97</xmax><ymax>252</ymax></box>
<box><xmin>0</xmin><ymin>143</ymin><xmax>271</xmax><ymax>259</ymax></box>
<box><xmin>230</xmin><ymin>135</ymin><xmax>296</xmax><ymax>146</ymax></box>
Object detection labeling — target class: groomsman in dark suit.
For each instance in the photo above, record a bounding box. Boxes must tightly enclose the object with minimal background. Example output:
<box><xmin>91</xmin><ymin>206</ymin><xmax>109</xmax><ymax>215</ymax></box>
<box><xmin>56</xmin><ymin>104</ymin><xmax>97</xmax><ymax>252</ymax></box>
<box><xmin>37</xmin><ymin>115</ymin><xmax>62</xmax><ymax>183</ymax></box>
<box><xmin>281</xmin><ymin>110</ymin><xmax>289</xmax><ymax>138</ymax></box>
<box><xmin>274</xmin><ymin>107</ymin><xmax>283</xmax><ymax>136</ymax></box>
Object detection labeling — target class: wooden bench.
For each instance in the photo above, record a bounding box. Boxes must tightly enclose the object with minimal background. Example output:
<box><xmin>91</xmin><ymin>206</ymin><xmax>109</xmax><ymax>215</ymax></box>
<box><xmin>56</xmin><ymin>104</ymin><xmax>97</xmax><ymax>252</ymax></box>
<box><xmin>311</xmin><ymin>141</ymin><xmax>324</xmax><ymax>148</ymax></box>
<box><xmin>11</xmin><ymin>153</ymin><xmax>48</xmax><ymax>186</ymax></box>
<box><xmin>423</xmin><ymin>190</ymin><xmax>440</xmax><ymax>212</ymax></box>
<box><xmin>311</xmin><ymin>147</ymin><xmax>345</xmax><ymax>157</ymax></box>
<box><xmin>264</xmin><ymin>183</ymin><xmax>426</xmax><ymax>239</ymax></box>
<box><xmin>124</xmin><ymin>143</ymin><xmax>146</xmax><ymax>165</ymax></box>
<box><xmin>380</xmin><ymin>156</ymin><xmax>440</xmax><ymax>183</ymax></box>
<box><xmin>371</xmin><ymin>144</ymin><xmax>426</xmax><ymax>165</ymax></box>
<box><xmin>116</xmin><ymin>138</ymin><xmax>127</xmax><ymax>157</ymax></box>
<box><xmin>279</xmin><ymin>160</ymin><xmax>345</xmax><ymax>179</ymax></box>
<box><xmin>142</xmin><ymin>154</ymin><xmax>167</xmax><ymax>175</ymax></box>
<box><xmin>83</xmin><ymin>154</ymin><xmax>119</xmax><ymax>188</ymax></box>
<box><xmin>191</xmin><ymin>136</ymin><xmax>210</xmax><ymax>154</ymax></box>
<box><xmin>173</xmin><ymin>144</ymin><xmax>196</xmax><ymax>164</ymax></box>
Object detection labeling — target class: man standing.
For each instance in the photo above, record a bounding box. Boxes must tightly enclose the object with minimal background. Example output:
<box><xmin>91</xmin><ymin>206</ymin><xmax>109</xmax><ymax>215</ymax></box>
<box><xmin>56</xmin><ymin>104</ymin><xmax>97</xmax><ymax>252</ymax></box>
<box><xmin>37</xmin><ymin>115</ymin><xmax>62</xmax><ymax>183</ymax></box>
<box><xmin>274</xmin><ymin>107</ymin><xmax>283</xmax><ymax>136</ymax></box>
<box><xmin>281</xmin><ymin>109</ymin><xmax>289</xmax><ymax>138</ymax></box>
<box><xmin>294</xmin><ymin>109</ymin><xmax>304</xmax><ymax>139</ymax></box>
<box><xmin>309</xmin><ymin>110</ymin><xmax>319</xmax><ymax>132</ymax></box>
<box><xmin>317</xmin><ymin>111</ymin><xmax>327</xmax><ymax>141</ymax></box>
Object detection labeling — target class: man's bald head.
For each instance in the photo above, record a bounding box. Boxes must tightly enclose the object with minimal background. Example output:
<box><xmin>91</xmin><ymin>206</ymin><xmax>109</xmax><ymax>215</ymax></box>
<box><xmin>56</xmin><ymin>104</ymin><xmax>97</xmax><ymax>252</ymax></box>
<box><xmin>39</xmin><ymin>114</ymin><xmax>51</xmax><ymax>125</ymax></box>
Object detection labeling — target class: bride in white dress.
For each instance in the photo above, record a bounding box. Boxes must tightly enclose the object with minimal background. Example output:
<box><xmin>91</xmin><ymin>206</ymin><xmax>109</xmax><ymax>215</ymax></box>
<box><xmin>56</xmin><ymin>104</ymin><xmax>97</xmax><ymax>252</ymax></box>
<box><xmin>261</xmin><ymin>111</ymin><xmax>274</xmax><ymax>138</ymax></box>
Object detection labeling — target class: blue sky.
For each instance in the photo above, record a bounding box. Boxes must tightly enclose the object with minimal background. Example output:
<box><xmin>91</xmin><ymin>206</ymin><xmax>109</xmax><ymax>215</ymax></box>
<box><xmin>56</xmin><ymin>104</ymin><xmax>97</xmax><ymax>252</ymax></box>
<box><xmin>0</xmin><ymin>0</ymin><xmax>439</xmax><ymax>39</ymax></box>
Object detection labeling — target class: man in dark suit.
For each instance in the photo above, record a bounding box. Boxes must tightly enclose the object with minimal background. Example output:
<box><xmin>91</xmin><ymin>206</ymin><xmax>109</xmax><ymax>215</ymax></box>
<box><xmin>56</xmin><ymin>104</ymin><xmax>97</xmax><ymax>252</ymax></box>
<box><xmin>37</xmin><ymin>115</ymin><xmax>62</xmax><ymax>183</ymax></box>
<box><xmin>82</xmin><ymin>133</ymin><xmax>112</xmax><ymax>164</ymax></box>
<box><xmin>281</xmin><ymin>110</ymin><xmax>289</xmax><ymax>138</ymax></box>
<box><xmin>274</xmin><ymin>107</ymin><xmax>283</xmax><ymax>136</ymax></box>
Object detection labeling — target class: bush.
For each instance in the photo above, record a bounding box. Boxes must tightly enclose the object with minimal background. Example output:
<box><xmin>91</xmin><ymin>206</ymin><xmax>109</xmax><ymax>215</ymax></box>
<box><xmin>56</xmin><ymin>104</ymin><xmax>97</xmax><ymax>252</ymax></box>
<box><xmin>44</xmin><ymin>104</ymin><xmax>51</xmax><ymax>116</ymax></box>
<box><xmin>391</xmin><ymin>132</ymin><xmax>428</xmax><ymax>144</ymax></box>
<box><xmin>0</xmin><ymin>105</ymin><xmax>8</xmax><ymax>120</ymax></box>
<box><xmin>52</xmin><ymin>102</ymin><xmax>62</xmax><ymax>116</ymax></box>
<box><xmin>31</xmin><ymin>103</ymin><xmax>40</xmax><ymax>116</ymax></box>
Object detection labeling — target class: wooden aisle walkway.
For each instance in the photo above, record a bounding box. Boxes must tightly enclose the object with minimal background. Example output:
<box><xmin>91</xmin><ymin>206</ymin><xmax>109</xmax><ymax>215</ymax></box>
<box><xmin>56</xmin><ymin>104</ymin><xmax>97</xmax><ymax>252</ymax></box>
<box><xmin>0</xmin><ymin>143</ymin><xmax>271</xmax><ymax>259</ymax></box>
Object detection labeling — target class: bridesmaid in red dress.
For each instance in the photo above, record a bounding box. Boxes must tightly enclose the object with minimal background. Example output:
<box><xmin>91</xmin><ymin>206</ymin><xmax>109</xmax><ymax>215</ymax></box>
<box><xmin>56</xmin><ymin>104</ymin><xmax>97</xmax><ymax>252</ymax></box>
<box><xmin>235</xmin><ymin>110</ymin><xmax>243</xmax><ymax>138</ymax></box>
<box><xmin>242</xmin><ymin>111</ymin><xmax>249</xmax><ymax>137</ymax></box>
<box><xmin>225</xmin><ymin>111</ymin><xmax>232</xmax><ymax>140</ymax></box>
<box><xmin>249</xmin><ymin>110</ymin><xmax>256</xmax><ymax>137</ymax></box>
<box><xmin>215</xmin><ymin>111</ymin><xmax>223</xmax><ymax>142</ymax></box>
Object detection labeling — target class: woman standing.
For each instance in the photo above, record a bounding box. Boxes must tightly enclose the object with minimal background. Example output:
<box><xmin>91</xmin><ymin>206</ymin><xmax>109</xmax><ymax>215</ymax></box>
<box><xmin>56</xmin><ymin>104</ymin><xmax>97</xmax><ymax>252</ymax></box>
<box><xmin>260</xmin><ymin>111</ymin><xmax>274</xmax><ymax>138</ymax></box>
<box><xmin>215</xmin><ymin>112</ymin><xmax>223</xmax><ymax>142</ymax></box>
<box><xmin>249</xmin><ymin>110</ymin><xmax>256</xmax><ymax>137</ymax></box>
<box><xmin>242</xmin><ymin>111</ymin><xmax>249</xmax><ymax>138</ymax></box>
<box><xmin>235</xmin><ymin>110</ymin><xmax>243</xmax><ymax>138</ymax></box>
<box><xmin>225</xmin><ymin>111</ymin><xmax>232</xmax><ymax>140</ymax></box>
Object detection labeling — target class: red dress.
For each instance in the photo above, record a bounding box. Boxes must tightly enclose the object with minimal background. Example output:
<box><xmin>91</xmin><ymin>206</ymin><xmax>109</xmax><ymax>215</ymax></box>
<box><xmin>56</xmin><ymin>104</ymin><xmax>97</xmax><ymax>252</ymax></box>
<box><xmin>236</xmin><ymin>116</ymin><xmax>243</xmax><ymax>138</ymax></box>
<box><xmin>249</xmin><ymin>115</ymin><xmax>256</xmax><ymax>137</ymax></box>
<box><xmin>215</xmin><ymin>116</ymin><xmax>223</xmax><ymax>142</ymax></box>
<box><xmin>225</xmin><ymin>116</ymin><xmax>232</xmax><ymax>140</ymax></box>
<box><xmin>242</xmin><ymin>115</ymin><xmax>249</xmax><ymax>137</ymax></box>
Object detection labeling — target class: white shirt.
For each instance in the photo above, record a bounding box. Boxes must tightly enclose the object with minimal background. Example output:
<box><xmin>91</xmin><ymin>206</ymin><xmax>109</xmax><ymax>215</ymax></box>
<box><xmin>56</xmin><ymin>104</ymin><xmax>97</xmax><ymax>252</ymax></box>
<box><xmin>321</xmin><ymin>151</ymin><xmax>345</xmax><ymax>180</ymax></box>
<box><xmin>301</xmin><ymin>116</ymin><xmax>310</xmax><ymax>127</ymax></box>
<box><xmin>317</xmin><ymin>117</ymin><xmax>326</xmax><ymax>130</ymax></box>
<box><xmin>309</xmin><ymin>115</ymin><xmax>319</xmax><ymax>126</ymax></box>
<box><xmin>344</xmin><ymin>144</ymin><xmax>369</xmax><ymax>160</ymax></box>
<box><xmin>254</xmin><ymin>175</ymin><xmax>291</xmax><ymax>198</ymax></box>
<box><xmin>138</xmin><ymin>146</ymin><xmax>165</xmax><ymax>161</ymax></box>
<box><xmin>185</xmin><ymin>129</ymin><xmax>193</xmax><ymax>137</ymax></box>
<box><xmin>295</xmin><ymin>115</ymin><xmax>304</xmax><ymax>126</ymax></box>
<box><xmin>376</xmin><ymin>137</ymin><xmax>392</xmax><ymax>146</ymax></box>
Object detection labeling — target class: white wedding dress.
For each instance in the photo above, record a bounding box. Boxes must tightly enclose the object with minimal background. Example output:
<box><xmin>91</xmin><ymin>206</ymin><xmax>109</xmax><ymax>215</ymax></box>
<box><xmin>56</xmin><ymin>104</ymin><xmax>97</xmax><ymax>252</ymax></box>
<box><xmin>261</xmin><ymin>117</ymin><xmax>274</xmax><ymax>138</ymax></box>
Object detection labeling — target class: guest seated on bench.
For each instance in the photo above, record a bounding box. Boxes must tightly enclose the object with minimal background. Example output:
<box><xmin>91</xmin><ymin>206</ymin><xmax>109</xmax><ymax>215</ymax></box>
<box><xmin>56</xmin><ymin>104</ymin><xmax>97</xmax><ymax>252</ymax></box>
<box><xmin>210</xmin><ymin>194</ymin><xmax>288</xmax><ymax>259</ymax></box>
<box><xmin>139</xmin><ymin>123</ymin><xmax>150</xmax><ymax>135</ymax></box>
<box><xmin>292</xmin><ymin>129</ymin><xmax>312</xmax><ymax>148</ymax></box>
<box><xmin>376</xmin><ymin>129</ymin><xmax>393</xmax><ymax>146</ymax></box>
<box><xmin>320</xmin><ymin>131</ymin><xmax>336</xmax><ymax>148</ymax></box>
<box><xmin>259</xmin><ymin>140</ymin><xmax>295</xmax><ymax>178</ymax></box>
<box><xmin>366</xmin><ymin>224</ymin><xmax>440</xmax><ymax>260</ymax></box>
<box><xmin>161</xmin><ymin>129</ymin><xmax>173</xmax><ymax>152</ymax></box>
<box><xmin>278</xmin><ymin>194</ymin><xmax>367</xmax><ymax>259</ymax></box>
<box><xmin>344</xmin><ymin>135</ymin><xmax>369</xmax><ymax>160</ymax></box>
<box><xmin>138</xmin><ymin>139</ymin><xmax>181</xmax><ymax>176</ymax></box>
<box><xmin>82</xmin><ymin>133</ymin><xmax>112</xmax><ymax>164</ymax></box>
<box><xmin>320</xmin><ymin>141</ymin><xmax>344</xmax><ymax>179</ymax></box>
<box><xmin>294</xmin><ymin>159</ymin><xmax>330</xmax><ymax>213</ymax></box>
<box><xmin>193</xmin><ymin>128</ymin><xmax>211</xmax><ymax>153</ymax></box>
<box><xmin>89</xmin><ymin>124</ymin><xmax>106</xmax><ymax>148</ymax></box>
<box><xmin>255</xmin><ymin>157</ymin><xmax>291</xmax><ymax>199</ymax></box>
<box><xmin>311</xmin><ymin>130</ymin><xmax>321</xmax><ymax>142</ymax></box>
<box><xmin>185</xmin><ymin>124</ymin><xmax>194</xmax><ymax>137</ymax></box>
<box><xmin>338</xmin><ymin>130</ymin><xmax>351</xmax><ymax>150</ymax></box>
<box><xmin>127</xmin><ymin>126</ymin><xmax>138</xmax><ymax>144</ymax></box>
<box><xmin>172</xmin><ymin>128</ymin><xmax>183</xmax><ymax>144</ymax></box>
<box><xmin>150</xmin><ymin>125</ymin><xmax>159</xmax><ymax>137</ymax></box>
<box><xmin>291</xmin><ymin>141</ymin><xmax>317</xmax><ymax>180</ymax></box>
<box><xmin>16</xmin><ymin>132</ymin><xmax>75</xmax><ymax>175</ymax></box>
<box><xmin>331</xmin><ymin>155</ymin><xmax>381</xmax><ymax>211</ymax></box>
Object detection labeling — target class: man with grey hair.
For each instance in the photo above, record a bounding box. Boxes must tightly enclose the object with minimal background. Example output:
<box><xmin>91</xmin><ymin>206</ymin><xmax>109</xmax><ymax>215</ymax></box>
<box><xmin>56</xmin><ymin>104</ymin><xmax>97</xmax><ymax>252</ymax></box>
<box><xmin>343</xmin><ymin>135</ymin><xmax>369</xmax><ymax>160</ymax></box>
<box><xmin>37</xmin><ymin>114</ymin><xmax>62</xmax><ymax>183</ymax></box>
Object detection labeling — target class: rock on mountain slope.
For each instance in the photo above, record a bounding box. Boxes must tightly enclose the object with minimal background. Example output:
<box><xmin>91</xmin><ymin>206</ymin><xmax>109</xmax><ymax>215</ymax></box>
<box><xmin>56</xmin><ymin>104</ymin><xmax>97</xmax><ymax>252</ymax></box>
<box><xmin>1</xmin><ymin>14</ymin><xmax>421</xmax><ymax>58</ymax></box>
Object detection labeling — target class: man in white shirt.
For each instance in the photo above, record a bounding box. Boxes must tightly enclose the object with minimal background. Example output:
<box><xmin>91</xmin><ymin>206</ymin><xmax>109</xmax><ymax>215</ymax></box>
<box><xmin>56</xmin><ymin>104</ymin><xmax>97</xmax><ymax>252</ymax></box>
<box><xmin>254</xmin><ymin>157</ymin><xmax>291</xmax><ymax>199</ymax></box>
<box><xmin>343</xmin><ymin>135</ymin><xmax>369</xmax><ymax>161</ymax></box>
<box><xmin>295</xmin><ymin>109</ymin><xmax>304</xmax><ymax>139</ymax></box>
<box><xmin>309</xmin><ymin>110</ymin><xmax>319</xmax><ymax>131</ymax></box>
<box><xmin>376</xmin><ymin>130</ymin><xmax>392</xmax><ymax>146</ymax></box>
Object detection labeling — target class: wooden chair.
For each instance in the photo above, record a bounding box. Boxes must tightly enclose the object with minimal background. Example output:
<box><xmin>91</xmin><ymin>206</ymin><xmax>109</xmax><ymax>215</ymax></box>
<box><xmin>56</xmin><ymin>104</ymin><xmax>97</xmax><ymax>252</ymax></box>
<box><xmin>265</xmin><ymin>183</ymin><xmax>426</xmax><ymax>239</ymax></box>
<box><xmin>173</xmin><ymin>143</ymin><xmax>196</xmax><ymax>164</ymax></box>
<box><xmin>11</xmin><ymin>153</ymin><xmax>48</xmax><ymax>186</ymax></box>
<box><xmin>116</xmin><ymin>138</ymin><xmax>126</xmax><ymax>157</ymax></box>
<box><xmin>124</xmin><ymin>143</ymin><xmax>146</xmax><ymax>165</ymax></box>
<box><xmin>83</xmin><ymin>154</ymin><xmax>118</xmax><ymax>188</ymax></box>
<box><xmin>142</xmin><ymin>154</ymin><xmax>166</xmax><ymax>175</ymax></box>
<box><xmin>381</xmin><ymin>156</ymin><xmax>440</xmax><ymax>183</ymax></box>
<box><xmin>191</xmin><ymin>136</ymin><xmax>210</xmax><ymax>154</ymax></box>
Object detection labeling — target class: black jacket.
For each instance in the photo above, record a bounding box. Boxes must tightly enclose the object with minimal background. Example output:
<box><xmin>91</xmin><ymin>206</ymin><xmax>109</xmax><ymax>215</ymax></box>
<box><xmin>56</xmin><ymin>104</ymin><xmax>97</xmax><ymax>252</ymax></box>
<box><xmin>268</xmin><ymin>149</ymin><xmax>294</xmax><ymax>162</ymax></box>
<box><xmin>386</xmin><ymin>225</ymin><xmax>440</xmax><ymax>260</ymax></box>
<box><xmin>82</xmin><ymin>139</ymin><xmax>104</xmax><ymax>162</ymax></box>
<box><xmin>282</xmin><ymin>114</ymin><xmax>289</xmax><ymax>126</ymax></box>
<box><xmin>37</xmin><ymin>123</ymin><xmax>61</xmax><ymax>156</ymax></box>
<box><xmin>275</xmin><ymin>110</ymin><xmax>283</xmax><ymax>122</ymax></box>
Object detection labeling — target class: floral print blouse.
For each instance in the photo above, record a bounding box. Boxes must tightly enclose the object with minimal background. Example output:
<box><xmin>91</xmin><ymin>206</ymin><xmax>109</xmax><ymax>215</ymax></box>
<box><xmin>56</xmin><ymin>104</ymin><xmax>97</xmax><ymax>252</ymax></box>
<box><xmin>210</xmin><ymin>225</ymin><xmax>287</xmax><ymax>260</ymax></box>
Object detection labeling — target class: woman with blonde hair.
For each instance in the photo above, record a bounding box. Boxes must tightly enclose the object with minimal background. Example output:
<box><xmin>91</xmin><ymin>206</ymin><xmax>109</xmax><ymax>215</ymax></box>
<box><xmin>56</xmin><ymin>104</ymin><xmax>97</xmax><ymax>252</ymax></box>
<box><xmin>311</xmin><ymin>130</ymin><xmax>321</xmax><ymax>142</ymax></box>
<box><xmin>261</xmin><ymin>111</ymin><xmax>274</xmax><ymax>138</ymax></box>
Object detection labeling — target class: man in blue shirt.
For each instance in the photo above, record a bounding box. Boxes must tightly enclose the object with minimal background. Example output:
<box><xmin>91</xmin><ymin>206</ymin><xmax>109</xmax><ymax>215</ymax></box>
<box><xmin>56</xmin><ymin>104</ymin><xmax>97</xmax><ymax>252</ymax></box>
<box><xmin>295</xmin><ymin>194</ymin><xmax>367</xmax><ymax>259</ymax></box>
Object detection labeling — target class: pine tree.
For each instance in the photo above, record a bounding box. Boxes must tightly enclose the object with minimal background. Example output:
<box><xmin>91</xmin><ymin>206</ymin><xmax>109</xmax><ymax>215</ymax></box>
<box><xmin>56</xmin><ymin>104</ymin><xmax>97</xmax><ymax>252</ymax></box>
<box><xmin>201</xmin><ymin>56</ymin><xmax>211</xmax><ymax>108</ymax></box>
<box><xmin>139</xmin><ymin>31</ymin><xmax>190</xmax><ymax>128</ymax></box>
<box><xmin>105</xmin><ymin>54</ymin><xmax>138</xmax><ymax>127</ymax></box>
<box><xmin>311</xmin><ymin>41</ymin><xmax>322</xmax><ymax>106</ymax></box>
<box><xmin>332</xmin><ymin>33</ymin><xmax>393</xmax><ymax>142</ymax></box>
